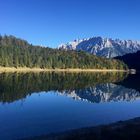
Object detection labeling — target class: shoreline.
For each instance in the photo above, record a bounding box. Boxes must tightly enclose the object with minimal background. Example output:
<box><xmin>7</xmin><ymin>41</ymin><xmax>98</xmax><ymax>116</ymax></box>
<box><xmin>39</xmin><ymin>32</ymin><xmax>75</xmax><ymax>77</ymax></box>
<box><xmin>0</xmin><ymin>67</ymin><xmax>129</xmax><ymax>73</ymax></box>
<box><xmin>24</xmin><ymin>117</ymin><xmax>140</xmax><ymax>140</ymax></box>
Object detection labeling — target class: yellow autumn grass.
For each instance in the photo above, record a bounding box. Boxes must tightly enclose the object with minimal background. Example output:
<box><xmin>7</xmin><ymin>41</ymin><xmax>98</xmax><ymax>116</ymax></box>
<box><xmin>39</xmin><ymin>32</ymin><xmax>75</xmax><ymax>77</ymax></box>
<box><xmin>0</xmin><ymin>67</ymin><xmax>128</xmax><ymax>73</ymax></box>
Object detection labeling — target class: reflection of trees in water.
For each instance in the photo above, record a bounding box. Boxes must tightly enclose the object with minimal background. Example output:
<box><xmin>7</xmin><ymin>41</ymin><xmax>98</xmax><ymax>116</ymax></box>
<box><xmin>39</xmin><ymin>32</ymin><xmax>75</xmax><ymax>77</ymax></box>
<box><xmin>0</xmin><ymin>72</ymin><xmax>127</xmax><ymax>103</ymax></box>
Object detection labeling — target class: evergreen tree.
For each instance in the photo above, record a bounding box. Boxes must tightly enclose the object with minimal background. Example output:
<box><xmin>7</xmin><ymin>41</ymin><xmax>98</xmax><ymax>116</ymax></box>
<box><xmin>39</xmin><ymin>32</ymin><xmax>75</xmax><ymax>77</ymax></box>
<box><xmin>0</xmin><ymin>35</ymin><xmax>128</xmax><ymax>70</ymax></box>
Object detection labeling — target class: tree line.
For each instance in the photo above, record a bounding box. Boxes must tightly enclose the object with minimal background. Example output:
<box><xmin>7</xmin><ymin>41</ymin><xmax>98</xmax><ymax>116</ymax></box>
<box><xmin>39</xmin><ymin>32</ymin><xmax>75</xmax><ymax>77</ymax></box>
<box><xmin>0</xmin><ymin>35</ymin><xmax>128</xmax><ymax>69</ymax></box>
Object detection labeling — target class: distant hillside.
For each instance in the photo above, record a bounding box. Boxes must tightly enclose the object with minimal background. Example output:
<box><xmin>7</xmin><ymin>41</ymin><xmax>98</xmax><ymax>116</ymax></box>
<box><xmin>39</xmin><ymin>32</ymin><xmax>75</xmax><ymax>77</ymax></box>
<box><xmin>115</xmin><ymin>51</ymin><xmax>140</xmax><ymax>71</ymax></box>
<box><xmin>59</xmin><ymin>37</ymin><xmax>140</xmax><ymax>58</ymax></box>
<box><xmin>0</xmin><ymin>35</ymin><xmax>127</xmax><ymax>69</ymax></box>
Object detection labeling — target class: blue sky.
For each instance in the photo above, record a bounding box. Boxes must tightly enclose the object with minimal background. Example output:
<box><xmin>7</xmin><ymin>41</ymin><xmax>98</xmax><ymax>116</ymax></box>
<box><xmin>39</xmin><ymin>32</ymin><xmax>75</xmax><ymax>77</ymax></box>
<box><xmin>0</xmin><ymin>0</ymin><xmax>140</xmax><ymax>48</ymax></box>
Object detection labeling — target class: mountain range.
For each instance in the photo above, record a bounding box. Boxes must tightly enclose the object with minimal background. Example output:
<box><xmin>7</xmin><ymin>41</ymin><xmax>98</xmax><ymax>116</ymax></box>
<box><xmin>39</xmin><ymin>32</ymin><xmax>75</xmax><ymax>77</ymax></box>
<box><xmin>0</xmin><ymin>35</ymin><xmax>127</xmax><ymax>69</ymax></box>
<box><xmin>1</xmin><ymin>34</ymin><xmax>140</xmax><ymax>70</ymax></box>
<box><xmin>59</xmin><ymin>37</ymin><xmax>140</xmax><ymax>58</ymax></box>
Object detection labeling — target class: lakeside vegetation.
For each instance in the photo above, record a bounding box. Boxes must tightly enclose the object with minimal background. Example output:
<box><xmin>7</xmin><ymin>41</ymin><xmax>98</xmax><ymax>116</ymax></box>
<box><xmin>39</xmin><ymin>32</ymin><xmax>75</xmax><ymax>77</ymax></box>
<box><xmin>0</xmin><ymin>67</ymin><xmax>128</xmax><ymax>73</ymax></box>
<box><xmin>115</xmin><ymin>51</ymin><xmax>140</xmax><ymax>71</ymax></box>
<box><xmin>0</xmin><ymin>35</ymin><xmax>128</xmax><ymax>70</ymax></box>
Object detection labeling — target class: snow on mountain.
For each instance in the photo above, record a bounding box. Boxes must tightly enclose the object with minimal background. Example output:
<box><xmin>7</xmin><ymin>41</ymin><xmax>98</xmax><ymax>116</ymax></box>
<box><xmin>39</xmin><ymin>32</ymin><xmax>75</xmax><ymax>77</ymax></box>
<box><xmin>59</xmin><ymin>37</ymin><xmax>140</xmax><ymax>58</ymax></box>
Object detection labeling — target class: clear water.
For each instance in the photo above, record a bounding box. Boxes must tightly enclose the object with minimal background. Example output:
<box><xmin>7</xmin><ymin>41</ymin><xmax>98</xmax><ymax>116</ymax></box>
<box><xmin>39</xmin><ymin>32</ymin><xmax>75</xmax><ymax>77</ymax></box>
<box><xmin>0</xmin><ymin>72</ymin><xmax>140</xmax><ymax>140</ymax></box>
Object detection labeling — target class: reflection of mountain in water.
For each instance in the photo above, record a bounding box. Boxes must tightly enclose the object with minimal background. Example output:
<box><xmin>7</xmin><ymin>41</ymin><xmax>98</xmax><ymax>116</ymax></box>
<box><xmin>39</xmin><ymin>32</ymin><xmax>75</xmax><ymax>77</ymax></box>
<box><xmin>0</xmin><ymin>72</ymin><xmax>139</xmax><ymax>103</ymax></box>
<box><xmin>58</xmin><ymin>83</ymin><xmax>140</xmax><ymax>103</ymax></box>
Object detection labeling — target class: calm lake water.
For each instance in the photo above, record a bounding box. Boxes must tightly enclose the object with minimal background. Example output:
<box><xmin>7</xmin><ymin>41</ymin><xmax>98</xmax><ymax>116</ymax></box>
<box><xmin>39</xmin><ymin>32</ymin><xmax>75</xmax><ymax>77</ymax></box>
<box><xmin>0</xmin><ymin>72</ymin><xmax>140</xmax><ymax>140</ymax></box>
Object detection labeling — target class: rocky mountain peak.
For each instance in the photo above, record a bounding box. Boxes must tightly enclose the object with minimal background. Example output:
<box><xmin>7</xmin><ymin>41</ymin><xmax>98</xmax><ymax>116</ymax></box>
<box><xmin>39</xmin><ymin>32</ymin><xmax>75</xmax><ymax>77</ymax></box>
<box><xmin>59</xmin><ymin>37</ymin><xmax>140</xmax><ymax>58</ymax></box>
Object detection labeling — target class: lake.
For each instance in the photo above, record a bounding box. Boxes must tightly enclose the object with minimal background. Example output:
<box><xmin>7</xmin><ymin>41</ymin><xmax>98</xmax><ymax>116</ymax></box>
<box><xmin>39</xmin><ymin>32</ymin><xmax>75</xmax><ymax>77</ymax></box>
<box><xmin>0</xmin><ymin>72</ymin><xmax>140</xmax><ymax>140</ymax></box>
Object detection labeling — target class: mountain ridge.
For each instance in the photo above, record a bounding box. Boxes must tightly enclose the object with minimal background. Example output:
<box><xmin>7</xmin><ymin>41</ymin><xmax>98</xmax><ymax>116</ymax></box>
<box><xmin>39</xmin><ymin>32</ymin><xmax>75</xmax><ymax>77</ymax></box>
<box><xmin>59</xmin><ymin>37</ymin><xmax>140</xmax><ymax>58</ymax></box>
<box><xmin>0</xmin><ymin>35</ymin><xmax>127</xmax><ymax>69</ymax></box>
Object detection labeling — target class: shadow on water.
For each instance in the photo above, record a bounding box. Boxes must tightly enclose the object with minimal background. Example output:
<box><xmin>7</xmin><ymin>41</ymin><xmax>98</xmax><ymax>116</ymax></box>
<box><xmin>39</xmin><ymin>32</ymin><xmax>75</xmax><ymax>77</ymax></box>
<box><xmin>117</xmin><ymin>72</ymin><xmax>140</xmax><ymax>92</ymax></box>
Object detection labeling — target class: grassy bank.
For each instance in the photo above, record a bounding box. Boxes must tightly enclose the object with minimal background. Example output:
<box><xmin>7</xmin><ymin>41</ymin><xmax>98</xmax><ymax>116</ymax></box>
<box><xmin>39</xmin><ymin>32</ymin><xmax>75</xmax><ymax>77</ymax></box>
<box><xmin>0</xmin><ymin>67</ymin><xmax>129</xmax><ymax>73</ymax></box>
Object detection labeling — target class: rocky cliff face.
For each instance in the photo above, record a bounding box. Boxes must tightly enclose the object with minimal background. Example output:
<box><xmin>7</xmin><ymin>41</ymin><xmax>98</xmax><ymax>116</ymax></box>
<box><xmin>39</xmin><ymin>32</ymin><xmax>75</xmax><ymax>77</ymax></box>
<box><xmin>59</xmin><ymin>37</ymin><xmax>140</xmax><ymax>58</ymax></box>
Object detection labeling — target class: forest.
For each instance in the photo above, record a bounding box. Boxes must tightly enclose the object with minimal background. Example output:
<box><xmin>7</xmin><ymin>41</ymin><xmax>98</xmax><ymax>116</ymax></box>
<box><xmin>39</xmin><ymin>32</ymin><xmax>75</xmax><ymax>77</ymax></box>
<box><xmin>115</xmin><ymin>51</ymin><xmax>140</xmax><ymax>71</ymax></box>
<box><xmin>0</xmin><ymin>35</ymin><xmax>128</xmax><ymax>69</ymax></box>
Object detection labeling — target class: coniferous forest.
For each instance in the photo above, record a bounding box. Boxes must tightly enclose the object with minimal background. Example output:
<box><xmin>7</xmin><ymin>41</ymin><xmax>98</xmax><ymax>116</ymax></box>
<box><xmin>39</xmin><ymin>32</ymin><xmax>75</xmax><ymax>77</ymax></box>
<box><xmin>0</xmin><ymin>35</ymin><xmax>127</xmax><ymax>69</ymax></box>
